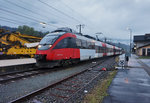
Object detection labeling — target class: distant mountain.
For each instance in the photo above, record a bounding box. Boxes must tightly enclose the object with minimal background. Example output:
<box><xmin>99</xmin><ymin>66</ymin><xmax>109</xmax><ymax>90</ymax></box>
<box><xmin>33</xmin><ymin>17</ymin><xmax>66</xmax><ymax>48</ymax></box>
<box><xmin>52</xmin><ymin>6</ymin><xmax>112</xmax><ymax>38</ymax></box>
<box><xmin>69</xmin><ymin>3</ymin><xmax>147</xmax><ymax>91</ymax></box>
<box><xmin>0</xmin><ymin>25</ymin><xmax>17</xmax><ymax>31</ymax></box>
<box><xmin>106</xmin><ymin>41</ymin><xmax>130</xmax><ymax>52</ymax></box>
<box><xmin>115</xmin><ymin>43</ymin><xmax>130</xmax><ymax>51</ymax></box>
<box><xmin>0</xmin><ymin>25</ymin><xmax>49</xmax><ymax>37</ymax></box>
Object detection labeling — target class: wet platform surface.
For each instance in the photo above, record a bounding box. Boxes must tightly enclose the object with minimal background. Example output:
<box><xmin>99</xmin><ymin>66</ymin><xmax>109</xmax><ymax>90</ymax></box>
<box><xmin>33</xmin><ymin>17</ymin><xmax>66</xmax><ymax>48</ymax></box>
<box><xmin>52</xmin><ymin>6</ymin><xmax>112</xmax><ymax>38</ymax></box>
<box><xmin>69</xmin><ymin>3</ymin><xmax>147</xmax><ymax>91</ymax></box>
<box><xmin>103</xmin><ymin>54</ymin><xmax>150</xmax><ymax>103</ymax></box>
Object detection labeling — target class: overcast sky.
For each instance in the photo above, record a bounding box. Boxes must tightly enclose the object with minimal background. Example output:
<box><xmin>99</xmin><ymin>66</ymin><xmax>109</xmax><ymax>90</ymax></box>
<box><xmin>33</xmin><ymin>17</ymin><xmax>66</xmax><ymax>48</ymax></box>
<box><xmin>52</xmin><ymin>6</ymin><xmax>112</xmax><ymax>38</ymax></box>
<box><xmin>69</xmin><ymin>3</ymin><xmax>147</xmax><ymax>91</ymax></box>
<box><xmin>0</xmin><ymin>0</ymin><xmax>150</xmax><ymax>43</ymax></box>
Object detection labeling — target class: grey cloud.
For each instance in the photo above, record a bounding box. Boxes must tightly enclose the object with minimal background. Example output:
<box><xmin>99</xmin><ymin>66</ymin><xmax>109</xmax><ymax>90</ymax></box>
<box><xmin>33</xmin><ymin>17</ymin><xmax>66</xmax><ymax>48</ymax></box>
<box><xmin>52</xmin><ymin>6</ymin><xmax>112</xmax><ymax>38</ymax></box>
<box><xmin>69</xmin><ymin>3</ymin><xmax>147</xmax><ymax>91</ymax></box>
<box><xmin>0</xmin><ymin>0</ymin><xmax>150</xmax><ymax>42</ymax></box>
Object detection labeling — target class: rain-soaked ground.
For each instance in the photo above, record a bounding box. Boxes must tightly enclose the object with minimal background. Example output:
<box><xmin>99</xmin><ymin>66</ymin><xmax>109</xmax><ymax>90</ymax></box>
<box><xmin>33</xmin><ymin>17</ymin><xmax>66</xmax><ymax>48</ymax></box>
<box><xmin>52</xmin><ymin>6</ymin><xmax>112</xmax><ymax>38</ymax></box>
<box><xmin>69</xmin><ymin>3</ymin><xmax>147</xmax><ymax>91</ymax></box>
<box><xmin>103</xmin><ymin>54</ymin><xmax>150</xmax><ymax>103</ymax></box>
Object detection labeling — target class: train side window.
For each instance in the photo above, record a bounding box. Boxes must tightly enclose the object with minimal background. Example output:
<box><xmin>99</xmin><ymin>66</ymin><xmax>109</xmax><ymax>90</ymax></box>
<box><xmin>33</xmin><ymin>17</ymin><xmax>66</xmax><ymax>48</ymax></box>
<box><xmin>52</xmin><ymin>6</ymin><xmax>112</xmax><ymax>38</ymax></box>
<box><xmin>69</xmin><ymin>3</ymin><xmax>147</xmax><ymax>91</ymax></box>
<box><xmin>99</xmin><ymin>46</ymin><xmax>102</xmax><ymax>53</ymax></box>
<box><xmin>54</xmin><ymin>38</ymin><xmax>68</xmax><ymax>49</ymax></box>
<box><xmin>106</xmin><ymin>48</ymin><xmax>108</xmax><ymax>53</ymax></box>
<box><xmin>98</xmin><ymin>46</ymin><xmax>100</xmax><ymax>53</ymax></box>
<box><xmin>114</xmin><ymin>49</ymin><xmax>116</xmax><ymax>52</ymax></box>
<box><xmin>76</xmin><ymin>39</ymin><xmax>82</xmax><ymax>48</ymax></box>
<box><xmin>87</xmin><ymin>41</ymin><xmax>92</xmax><ymax>49</ymax></box>
<box><xmin>91</xmin><ymin>42</ymin><xmax>95</xmax><ymax>49</ymax></box>
<box><xmin>87</xmin><ymin>41</ymin><xmax>89</xmax><ymax>49</ymax></box>
<box><xmin>100</xmin><ymin>47</ymin><xmax>103</xmax><ymax>53</ymax></box>
<box><xmin>89</xmin><ymin>42</ymin><xmax>93</xmax><ymax>49</ymax></box>
<box><xmin>107</xmin><ymin>48</ymin><xmax>109</xmax><ymax>52</ymax></box>
<box><xmin>81</xmin><ymin>40</ymin><xmax>87</xmax><ymax>49</ymax></box>
<box><xmin>68</xmin><ymin>37</ymin><xmax>76</xmax><ymax>48</ymax></box>
<box><xmin>102</xmin><ymin>47</ymin><xmax>106</xmax><ymax>53</ymax></box>
<box><xmin>95</xmin><ymin>45</ymin><xmax>98</xmax><ymax>53</ymax></box>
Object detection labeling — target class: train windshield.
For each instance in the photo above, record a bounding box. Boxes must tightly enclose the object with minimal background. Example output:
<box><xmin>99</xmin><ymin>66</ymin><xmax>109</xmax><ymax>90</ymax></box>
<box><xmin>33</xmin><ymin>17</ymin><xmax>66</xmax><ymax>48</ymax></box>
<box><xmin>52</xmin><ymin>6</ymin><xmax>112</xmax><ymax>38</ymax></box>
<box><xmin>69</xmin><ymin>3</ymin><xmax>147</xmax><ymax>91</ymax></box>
<box><xmin>39</xmin><ymin>35</ymin><xmax>60</xmax><ymax>45</ymax></box>
<box><xmin>38</xmin><ymin>32</ymin><xmax>65</xmax><ymax>50</ymax></box>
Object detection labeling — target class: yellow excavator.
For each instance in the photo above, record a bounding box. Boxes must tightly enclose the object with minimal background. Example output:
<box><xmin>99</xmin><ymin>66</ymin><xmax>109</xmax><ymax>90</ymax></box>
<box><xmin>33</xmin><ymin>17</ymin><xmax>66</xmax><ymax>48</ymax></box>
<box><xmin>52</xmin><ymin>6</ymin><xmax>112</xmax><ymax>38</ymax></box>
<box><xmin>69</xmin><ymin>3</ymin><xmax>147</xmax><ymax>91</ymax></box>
<box><xmin>0</xmin><ymin>28</ymin><xmax>42</xmax><ymax>59</ymax></box>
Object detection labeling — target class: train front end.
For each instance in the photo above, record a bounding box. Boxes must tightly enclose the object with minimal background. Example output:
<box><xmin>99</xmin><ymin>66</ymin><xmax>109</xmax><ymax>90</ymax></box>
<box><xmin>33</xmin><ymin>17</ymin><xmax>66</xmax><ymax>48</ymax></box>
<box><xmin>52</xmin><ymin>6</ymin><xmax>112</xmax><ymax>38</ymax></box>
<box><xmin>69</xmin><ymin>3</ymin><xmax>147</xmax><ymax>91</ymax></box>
<box><xmin>35</xmin><ymin>32</ymin><xmax>63</xmax><ymax>68</ymax></box>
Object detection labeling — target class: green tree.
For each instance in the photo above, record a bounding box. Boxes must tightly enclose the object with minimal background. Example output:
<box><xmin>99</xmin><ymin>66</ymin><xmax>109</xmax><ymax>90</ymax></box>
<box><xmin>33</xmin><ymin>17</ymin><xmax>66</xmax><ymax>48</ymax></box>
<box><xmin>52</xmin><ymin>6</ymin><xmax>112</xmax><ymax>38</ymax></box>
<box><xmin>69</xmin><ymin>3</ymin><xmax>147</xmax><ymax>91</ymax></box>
<box><xmin>17</xmin><ymin>25</ymin><xmax>48</xmax><ymax>37</ymax></box>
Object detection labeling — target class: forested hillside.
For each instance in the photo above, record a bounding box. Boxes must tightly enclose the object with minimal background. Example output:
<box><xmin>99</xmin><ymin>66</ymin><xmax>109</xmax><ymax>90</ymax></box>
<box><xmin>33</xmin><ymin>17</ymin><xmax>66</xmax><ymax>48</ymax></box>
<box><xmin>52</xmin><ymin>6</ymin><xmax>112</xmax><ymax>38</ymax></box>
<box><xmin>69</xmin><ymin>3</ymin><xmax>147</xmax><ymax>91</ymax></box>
<box><xmin>0</xmin><ymin>25</ymin><xmax>49</xmax><ymax>37</ymax></box>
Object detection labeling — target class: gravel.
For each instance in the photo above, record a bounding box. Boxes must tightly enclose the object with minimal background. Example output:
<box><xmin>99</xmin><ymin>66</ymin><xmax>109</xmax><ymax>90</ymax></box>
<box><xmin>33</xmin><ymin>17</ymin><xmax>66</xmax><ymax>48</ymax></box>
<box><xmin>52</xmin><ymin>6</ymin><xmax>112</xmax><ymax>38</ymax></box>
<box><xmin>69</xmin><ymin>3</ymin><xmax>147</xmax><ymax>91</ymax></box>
<box><xmin>0</xmin><ymin>58</ymin><xmax>104</xmax><ymax>103</ymax></box>
<box><xmin>0</xmin><ymin>56</ymin><xmax>118</xmax><ymax>103</ymax></box>
<box><xmin>24</xmin><ymin>56</ymin><xmax>118</xmax><ymax>103</ymax></box>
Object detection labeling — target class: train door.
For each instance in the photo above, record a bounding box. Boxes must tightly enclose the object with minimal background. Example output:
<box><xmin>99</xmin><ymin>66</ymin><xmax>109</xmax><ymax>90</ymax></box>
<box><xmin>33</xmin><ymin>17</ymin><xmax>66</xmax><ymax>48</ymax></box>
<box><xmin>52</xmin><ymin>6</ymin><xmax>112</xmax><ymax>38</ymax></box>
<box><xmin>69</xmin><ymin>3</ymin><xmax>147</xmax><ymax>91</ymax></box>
<box><xmin>67</xmin><ymin>37</ymin><xmax>76</xmax><ymax>59</ymax></box>
<box><xmin>53</xmin><ymin>38</ymin><xmax>68</xmax><ymax>60</ymax></box>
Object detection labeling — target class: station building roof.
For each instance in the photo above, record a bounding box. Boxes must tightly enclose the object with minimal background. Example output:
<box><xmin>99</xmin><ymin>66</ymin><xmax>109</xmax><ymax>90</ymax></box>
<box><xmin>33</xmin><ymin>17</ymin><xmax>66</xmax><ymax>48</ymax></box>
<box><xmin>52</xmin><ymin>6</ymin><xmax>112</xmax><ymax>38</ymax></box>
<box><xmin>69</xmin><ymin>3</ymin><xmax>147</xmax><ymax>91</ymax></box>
<box><xmin>134</xmin><ymin>33</ymin><xmax>150</xmax><ymax>42</ymax></box>
<box><xmin>138</xmin><ymin>43</ymin><xmax>150</xmax><ymax>48</ymax></box>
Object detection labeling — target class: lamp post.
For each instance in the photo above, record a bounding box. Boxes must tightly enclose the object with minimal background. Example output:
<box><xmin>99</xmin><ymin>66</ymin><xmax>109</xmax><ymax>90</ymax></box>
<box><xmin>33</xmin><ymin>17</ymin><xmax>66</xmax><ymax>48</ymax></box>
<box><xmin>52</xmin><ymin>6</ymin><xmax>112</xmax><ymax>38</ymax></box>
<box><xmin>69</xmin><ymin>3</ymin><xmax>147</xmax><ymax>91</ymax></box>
<box><xmin>127</xmin><ymin>28</ymin><xmax>132</xmax><ymax>56</ymax></box>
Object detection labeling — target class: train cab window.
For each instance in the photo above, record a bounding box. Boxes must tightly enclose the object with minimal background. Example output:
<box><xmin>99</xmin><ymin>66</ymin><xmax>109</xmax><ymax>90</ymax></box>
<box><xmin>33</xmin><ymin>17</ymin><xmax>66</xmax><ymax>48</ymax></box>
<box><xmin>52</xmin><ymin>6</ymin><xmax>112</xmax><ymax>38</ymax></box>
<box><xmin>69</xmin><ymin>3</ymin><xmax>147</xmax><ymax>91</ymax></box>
<box><xmin>39</xmin><ymin>35</ymin><xmax>60</xmax><ymax>45</ymax></box>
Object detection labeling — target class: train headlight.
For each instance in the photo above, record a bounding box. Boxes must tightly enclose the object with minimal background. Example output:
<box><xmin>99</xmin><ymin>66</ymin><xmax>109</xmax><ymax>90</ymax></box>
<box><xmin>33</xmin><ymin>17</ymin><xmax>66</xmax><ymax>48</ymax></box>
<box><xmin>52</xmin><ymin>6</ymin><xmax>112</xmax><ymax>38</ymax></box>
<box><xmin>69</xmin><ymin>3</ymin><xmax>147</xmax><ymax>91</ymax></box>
<box><xmin>38</xmin><ymin>45</ymin><xmax>42</xmax><ymax>48</ymax></box>
<box><xmin>49</xmin><ymin>45</ymin><xmax>52</xmax><ymax>48</ymax></box>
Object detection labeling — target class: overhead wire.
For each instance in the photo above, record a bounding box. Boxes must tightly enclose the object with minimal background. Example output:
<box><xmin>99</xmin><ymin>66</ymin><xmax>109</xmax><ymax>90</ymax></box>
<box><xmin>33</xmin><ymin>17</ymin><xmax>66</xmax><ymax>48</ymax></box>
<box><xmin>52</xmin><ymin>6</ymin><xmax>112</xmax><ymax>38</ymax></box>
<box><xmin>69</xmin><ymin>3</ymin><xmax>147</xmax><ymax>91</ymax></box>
<box><xmin>0</xmin><ymin>8</ymin><xmax>59</xmax><ymax>28</ymax></box>
<box><xmin>1</xmin><ymin>0</ymin><xmax>62</xmax><ymax>28</ymax></box>
<box><xmin>58</xmin><ymin>0</ymin><xmax>97</xmax><ymax>33</ymax></box>
<box><xmin>1</xmin><ymin>0</ymin><xmax>83</xmax><ymax>30</ymax></box>
<box><xmin>15</xmin><ymin>0</ymin><xmax>76</xmax><ymax>27</ymax></box>
<box><xmin>0</xmin><ymin>18</ymin><xmax>20</xmax><ymax>25</ymax></box>
<box><xmin>4</xmin><ymin>0</ymin><xmax>55</xmax><ymax>23</ymax></box>
<box><xmin>59</xmin><ymin>0</ymin><xmax>86</xmax><ymax>21</ymax></box>
<box><xmin>0</xmin><ymin>16</ymin><xmax>26</xmax><ymax>24</ymax></box>
<box><xmin>0</xmin><ymin>8</ymin><xmax>39</xmax><ymax>22</ymax></box>
<box><xmin>0</xmin><ymin>0</ymin><xmax>90</xmax><ymax>32</ymax></box>
<box><xmin>38</xmin><ymin>0</ymin><xmax>81</xmax><ymax>24</ymax></box>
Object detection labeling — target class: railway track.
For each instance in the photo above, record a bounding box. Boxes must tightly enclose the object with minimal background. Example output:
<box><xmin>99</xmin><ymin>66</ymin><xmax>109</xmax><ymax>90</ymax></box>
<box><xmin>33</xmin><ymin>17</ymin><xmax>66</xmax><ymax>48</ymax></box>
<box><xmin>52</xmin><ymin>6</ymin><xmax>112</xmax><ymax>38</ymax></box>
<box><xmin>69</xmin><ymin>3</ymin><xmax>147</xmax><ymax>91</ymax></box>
<box><xmin>0</xmin><ymin>68</ymin><xmax>50</xmax><ymax>84</ymax></box>
<box><xmin>0</xmin><ymin>65</ymin><xmax>77</xmax><ymax>84</ymax></box>
<box><xmin>9</xmin><ymin>58</ymin><xmax>110</xmax><ymax>103</ymax></box>
<box><xmin>0</xmin><ymin>57</ymin><xmax>108</xmax><ymax>84</ymax></box>
<box><xmin>0</xmin><ymin>56</ymin><xmax>117</xmax><ymax>103</ymax></box>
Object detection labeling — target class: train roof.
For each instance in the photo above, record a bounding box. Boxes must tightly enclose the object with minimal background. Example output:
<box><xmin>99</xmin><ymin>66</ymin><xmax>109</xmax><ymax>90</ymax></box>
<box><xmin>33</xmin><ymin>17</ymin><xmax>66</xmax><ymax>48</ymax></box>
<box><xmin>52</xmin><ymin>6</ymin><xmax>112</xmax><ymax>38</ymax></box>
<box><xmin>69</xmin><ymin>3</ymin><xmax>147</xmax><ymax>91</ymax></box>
<box><xmin>50</xmin><ymin>27</ymin><xmax>122</xmax><ymax>49</ymax></box>
<box><xmin>83</xmin><ymin>35</ymin><xmax>96</xmax><ymax>40</ymax></box>
<box><xmin>51</xmin><ymin>27</ymin><xmax>79</xmax><ymax>34</ymax></box>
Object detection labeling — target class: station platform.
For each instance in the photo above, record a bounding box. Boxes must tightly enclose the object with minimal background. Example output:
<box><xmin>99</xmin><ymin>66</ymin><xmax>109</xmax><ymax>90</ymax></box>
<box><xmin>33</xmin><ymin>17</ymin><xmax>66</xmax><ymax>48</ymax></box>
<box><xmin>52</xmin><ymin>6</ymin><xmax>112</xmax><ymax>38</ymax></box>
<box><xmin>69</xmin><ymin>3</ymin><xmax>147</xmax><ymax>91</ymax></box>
<box><xmin>0</xmin><ymin>58</ymin><xmax>36</xmax><ymax>67</ymax></box>
<box><xmin>103</xmin><ymin>54</ymin><xmax>150</xmax><ymax>103</ymax></box>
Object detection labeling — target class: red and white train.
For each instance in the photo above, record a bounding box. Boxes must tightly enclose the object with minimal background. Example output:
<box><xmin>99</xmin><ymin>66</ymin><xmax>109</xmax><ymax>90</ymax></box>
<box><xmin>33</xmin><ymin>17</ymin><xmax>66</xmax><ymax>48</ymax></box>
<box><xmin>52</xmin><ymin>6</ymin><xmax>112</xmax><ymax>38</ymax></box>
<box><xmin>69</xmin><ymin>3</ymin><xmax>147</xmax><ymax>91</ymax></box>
<box><xmin>35</xmin><ymin>28</ymin><xmax>122</xmax><ymax>68</ymax></box>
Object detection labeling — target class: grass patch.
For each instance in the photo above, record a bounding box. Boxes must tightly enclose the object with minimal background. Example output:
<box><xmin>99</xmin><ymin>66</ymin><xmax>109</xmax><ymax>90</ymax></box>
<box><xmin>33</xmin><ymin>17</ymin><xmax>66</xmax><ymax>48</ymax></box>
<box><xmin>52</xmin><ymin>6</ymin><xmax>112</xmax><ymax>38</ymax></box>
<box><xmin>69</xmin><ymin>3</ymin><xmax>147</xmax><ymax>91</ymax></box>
<box><xmin>138</xmin><ymin>56</ymin><xmax>150</xmax><ymax>59</ymax></box>
<box><xmin>82</xmin><ymin>70</ymin><xmax>117</xmax><ymax>103</ymax></box>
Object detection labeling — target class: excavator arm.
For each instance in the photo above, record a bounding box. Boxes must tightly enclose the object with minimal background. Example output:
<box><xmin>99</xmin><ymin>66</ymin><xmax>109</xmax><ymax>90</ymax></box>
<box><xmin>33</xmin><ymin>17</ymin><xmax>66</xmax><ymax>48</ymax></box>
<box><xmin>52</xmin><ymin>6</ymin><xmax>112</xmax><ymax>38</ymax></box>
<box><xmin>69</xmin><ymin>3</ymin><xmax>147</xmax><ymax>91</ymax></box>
<box><xmin>0</xmin><ymin>29</ymin><xmax>42</xmax><ymax>58</ymax></box>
